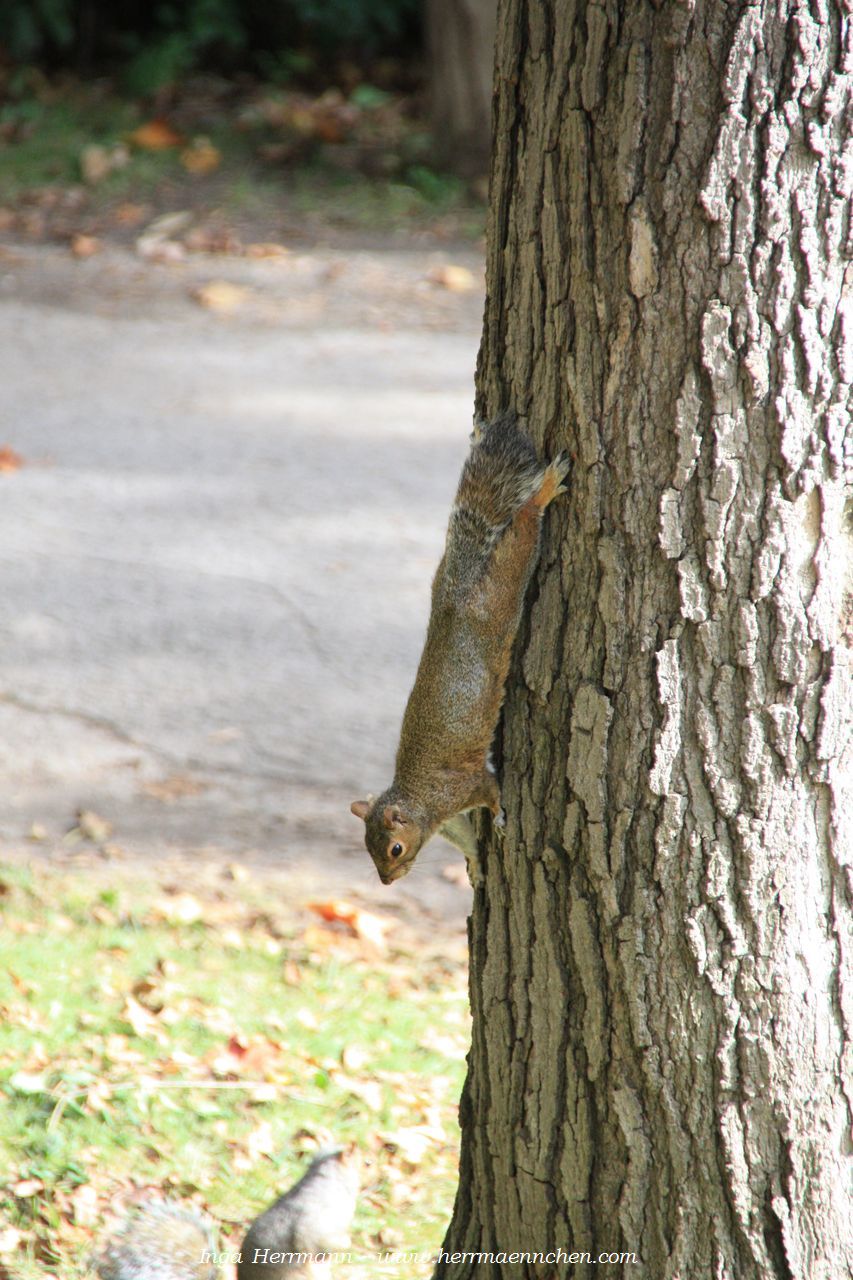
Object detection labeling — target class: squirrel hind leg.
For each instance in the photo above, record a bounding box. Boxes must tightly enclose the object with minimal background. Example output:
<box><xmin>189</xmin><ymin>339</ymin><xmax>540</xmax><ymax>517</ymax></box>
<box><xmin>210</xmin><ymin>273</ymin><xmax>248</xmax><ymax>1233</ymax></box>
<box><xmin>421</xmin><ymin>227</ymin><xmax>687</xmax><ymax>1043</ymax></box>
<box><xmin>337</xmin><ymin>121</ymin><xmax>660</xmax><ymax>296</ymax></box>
<box><xmin>532</xmin><ymin>450</ymin><xmax>572</xmax><ymax>509</ymax></box>
<box><xmin>459</xmin><ymin>415</ymin><xmax>544</xmax><ymax>529</ymax></box>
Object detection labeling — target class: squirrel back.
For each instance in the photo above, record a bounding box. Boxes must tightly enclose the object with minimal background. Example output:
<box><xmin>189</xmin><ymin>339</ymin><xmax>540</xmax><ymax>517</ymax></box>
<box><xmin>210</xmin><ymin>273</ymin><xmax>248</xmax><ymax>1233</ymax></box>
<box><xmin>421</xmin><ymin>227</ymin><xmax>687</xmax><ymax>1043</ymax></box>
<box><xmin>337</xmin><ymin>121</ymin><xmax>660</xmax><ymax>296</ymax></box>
<box><xmin>352</xmin><ymin>411</ymin><xmax>570</xmax><ymax>884</ymax></box>
<box><xmin>238</xmin><ymin>1146</ymin><xmax>360</xmax><ymax>1279</ymax></box>
<box><xmin>95</xmin><ymin>1147</ymin><xmax>360</xmax><ymax>1280</ymax></box>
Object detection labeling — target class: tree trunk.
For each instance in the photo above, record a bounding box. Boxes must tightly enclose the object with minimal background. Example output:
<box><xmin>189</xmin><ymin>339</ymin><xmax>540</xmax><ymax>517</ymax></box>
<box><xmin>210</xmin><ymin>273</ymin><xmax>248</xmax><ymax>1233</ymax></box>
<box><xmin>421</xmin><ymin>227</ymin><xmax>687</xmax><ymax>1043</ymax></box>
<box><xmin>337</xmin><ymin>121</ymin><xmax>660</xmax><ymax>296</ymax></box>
<box><xmin>426</xmin><ymin>0</ymin><xmax>498</xmax><ymax>176</ymax></box>
<box><xmin>438</xmin><ymin>2</ymin><xmax>852</xmax><ymax>1278</ymax></box>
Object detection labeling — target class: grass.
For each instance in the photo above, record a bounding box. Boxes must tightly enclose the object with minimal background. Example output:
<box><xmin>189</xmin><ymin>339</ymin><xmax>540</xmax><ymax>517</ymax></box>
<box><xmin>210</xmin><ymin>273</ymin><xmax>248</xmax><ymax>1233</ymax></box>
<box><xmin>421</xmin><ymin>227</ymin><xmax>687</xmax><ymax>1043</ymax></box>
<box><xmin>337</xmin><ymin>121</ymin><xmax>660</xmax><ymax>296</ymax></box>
<box><xmin>0</xmin><ymin>858</ymin><xmax>470</xmax><ymax>1277</ymax></box>
<box><xmin>0</xmin><ymin>83</ymin><xmax>485</xmax><ymax>243</ymax></box>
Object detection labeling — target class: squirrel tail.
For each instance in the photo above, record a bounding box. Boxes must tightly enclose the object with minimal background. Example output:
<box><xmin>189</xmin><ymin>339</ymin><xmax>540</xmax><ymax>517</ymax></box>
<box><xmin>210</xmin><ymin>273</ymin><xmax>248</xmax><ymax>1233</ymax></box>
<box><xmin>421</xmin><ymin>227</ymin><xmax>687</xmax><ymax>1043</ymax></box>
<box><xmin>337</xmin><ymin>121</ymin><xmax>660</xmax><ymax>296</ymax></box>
<box><xmin>444</xmin><ymin>410</ymin><xmax>546</xmax><ymax>588</ymax></box>
<box><xmin>95</xmin><ymin>1202</ymin><xmax>218</xmax><ymax>1280</ymax></box>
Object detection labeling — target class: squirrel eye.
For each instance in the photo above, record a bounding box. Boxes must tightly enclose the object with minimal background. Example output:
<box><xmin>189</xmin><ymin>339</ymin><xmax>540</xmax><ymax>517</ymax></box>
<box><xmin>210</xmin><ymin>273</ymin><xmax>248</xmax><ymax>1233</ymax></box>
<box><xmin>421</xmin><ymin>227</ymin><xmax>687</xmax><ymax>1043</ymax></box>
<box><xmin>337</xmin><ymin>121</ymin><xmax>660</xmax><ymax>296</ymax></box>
<box><xmin>390</xmin><ymin>843</ymin><xmax>403</xmax><ymax>858</ymax></box>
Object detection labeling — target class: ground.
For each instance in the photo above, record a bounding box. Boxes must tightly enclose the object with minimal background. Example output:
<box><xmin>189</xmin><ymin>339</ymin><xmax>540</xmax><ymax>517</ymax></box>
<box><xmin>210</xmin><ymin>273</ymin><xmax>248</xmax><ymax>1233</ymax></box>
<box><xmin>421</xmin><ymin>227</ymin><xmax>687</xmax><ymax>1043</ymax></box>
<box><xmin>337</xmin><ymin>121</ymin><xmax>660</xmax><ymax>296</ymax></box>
<box><xmin>0</xmin><ymin>230</ymin><xmax>484</xmax><ymax>929</ymax></box>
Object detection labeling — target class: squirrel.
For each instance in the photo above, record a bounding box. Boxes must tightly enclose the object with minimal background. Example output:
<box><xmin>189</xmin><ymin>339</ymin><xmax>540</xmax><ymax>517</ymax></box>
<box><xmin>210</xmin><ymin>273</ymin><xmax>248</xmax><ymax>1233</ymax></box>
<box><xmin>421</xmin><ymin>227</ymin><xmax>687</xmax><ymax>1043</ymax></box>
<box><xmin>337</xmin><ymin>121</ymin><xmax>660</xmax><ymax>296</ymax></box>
<box><xmin>94</xmin><ymin>1147</ymin><xmax>360</xmax><ymax>1280</ymax></box>
<box><xmin>351</xmin><ymin>411</ymin><xmax>570</xmax><ymax>885</ymax></box>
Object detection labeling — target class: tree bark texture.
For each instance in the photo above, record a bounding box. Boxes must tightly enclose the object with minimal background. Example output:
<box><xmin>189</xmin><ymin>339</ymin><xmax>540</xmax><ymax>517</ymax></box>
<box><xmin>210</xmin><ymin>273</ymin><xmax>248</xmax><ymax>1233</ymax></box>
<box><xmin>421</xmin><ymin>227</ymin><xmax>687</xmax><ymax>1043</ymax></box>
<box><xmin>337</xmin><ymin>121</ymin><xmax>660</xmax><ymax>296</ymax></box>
<box><xmin>426</xmin><ymin>0</ymin><xmax>498</xmax><ymax>175</ymax></box>
<box><xmin>439</xmin><ymin>2</ymin><xmax>852</xmax><ymax>1278</ymax></box>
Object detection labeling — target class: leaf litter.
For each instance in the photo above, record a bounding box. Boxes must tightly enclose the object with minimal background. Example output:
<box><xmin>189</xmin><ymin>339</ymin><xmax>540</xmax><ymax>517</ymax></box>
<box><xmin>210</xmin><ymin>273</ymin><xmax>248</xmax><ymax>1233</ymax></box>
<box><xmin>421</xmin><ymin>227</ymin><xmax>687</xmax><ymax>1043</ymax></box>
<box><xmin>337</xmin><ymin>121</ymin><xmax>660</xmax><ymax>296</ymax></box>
<box><xmin>0</xmin><ymin>856</ymin><xmax>469</xmax><ymax>1277</ymax></box>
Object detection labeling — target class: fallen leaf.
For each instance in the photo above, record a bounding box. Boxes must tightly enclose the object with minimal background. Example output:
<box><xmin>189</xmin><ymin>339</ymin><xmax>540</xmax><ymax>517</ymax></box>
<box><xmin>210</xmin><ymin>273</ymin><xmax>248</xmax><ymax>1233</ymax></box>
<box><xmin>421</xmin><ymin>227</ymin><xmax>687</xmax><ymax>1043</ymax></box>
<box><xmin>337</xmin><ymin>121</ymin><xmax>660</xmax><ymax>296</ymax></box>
<box><xmin>0</xmin><ymin>446</ymin><xmax>24</xmax><ymax>473</ymax></box>
<box><xmin>427</xmin><ymin>263</ymin><xmax>477</xmax><ymax>292</ymax></box>
<box><xmin>80</xmin><ymin>142</ymin><xmax>130</xmax><ymax>183</ymax></box>
<box><xmin>180</xmin><ymin>138</ymin><xmax>221</xmax><ymax>176</ymax></box>
<box><xmin>69</xmin><ymin>1183</ymin><xmax>99</xmax><ymax>1226</ymax></box>
<box><xmin>0</xmin><ymin>1226</ymin><xmax>23</xmax><ymax>1254</ymax></box>
<box><xmin>128</xmin><ymin>119</ymin><xmax>184</xmax><ymax>150</ymax></box>
<box><xmin>137</xmin><ymin>239</ymin><xmax>186</xmax><ymax>264</ymax></box>
<box><xmin>336</xmin><ymin>1075</ymin><xmax>384</xmax><ymax>1111</ymax></box>
<box><xmin>113</xmin><ymin>202</ymin><xmax>147</xmax><ymax>227</ymax></box>
<box><xmin>244</xmin><ymin>242</ymin><xmax>290</xmax><ymax>260</ymax></box>
<box><xmin>75</xmin><ymin>809</ymin><xmax>113</xmax><ymax>843</ymax></box>
<box><xmin>307</xmin><ymin>900</ymin><xmax>396</xmax><ymax>951</ymax></box>
<box><xmin>8</xmin><ymin>1070</ymin><xmax>48</xmax><ymax>1094</ymax></box>
<box><xmin>380</xmin><ymin>1126</ymin><xmax>433</xmax><ymax>1165</ymax></box>
<box><xmin>191</xmin><ymin>281</ymin><xmax>252</xmax><ymax>313</ymax></box>
<box><xmin>142</xmin><ymin>774</ymin><xmax>207</xmax><ymax>802</ymax></box>
<box><xmin>70</xmin><ymin>234</ymin><xmax>101</xmax><ymax>258</ymax></box>
<box><xmin>183</xmin><ymin>226</ymin><xmax>242</xmax><ymax>255</ymax></box>
<box><xmin>79</xmin><ymin>144</ymin><xmax>111</xmax><ymax>184</ymax></box>
<box><xmin>154</xmin><ymin>893</ymin><xmax>203</xmax><ymax>924</ymax></box>
<box><xmin>139</xmin><ymin>210</ymin><xmax>194</xmax><ymax>241</ymax></box>
<box><xmin>11</xmin><ymin>1178</ymin><xmax>44</xmax><ymax>1197</ymax></box>
<box><xmin>244</xmin><ymin>1120</ymin><xmax>275</xmax><ymax>1160</ymax></box>
<box><xmin>341</xmin><ymin>1043</ymin><xmax>370</xmax><ymax>1071</ymax></box>
<box><xmin>122</xmin><ymin>995</ymin><xmax>160</xmax><ymax>1038</ymax></box>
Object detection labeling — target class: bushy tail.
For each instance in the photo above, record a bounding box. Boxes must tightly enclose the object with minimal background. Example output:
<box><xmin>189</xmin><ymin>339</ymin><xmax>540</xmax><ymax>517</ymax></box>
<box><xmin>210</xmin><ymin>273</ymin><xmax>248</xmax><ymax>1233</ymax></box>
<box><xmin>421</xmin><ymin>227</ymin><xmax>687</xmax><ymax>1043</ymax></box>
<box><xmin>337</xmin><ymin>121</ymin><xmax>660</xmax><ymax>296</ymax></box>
<box><xmin>96</xmin><ymin>1203</ymin><xmax>217</xmax><ymax>1280</ymax></box>
<box><xmin>443</xmin><ymin>411</ymin><xmax>546</xmax><ymax>592</ymax></box>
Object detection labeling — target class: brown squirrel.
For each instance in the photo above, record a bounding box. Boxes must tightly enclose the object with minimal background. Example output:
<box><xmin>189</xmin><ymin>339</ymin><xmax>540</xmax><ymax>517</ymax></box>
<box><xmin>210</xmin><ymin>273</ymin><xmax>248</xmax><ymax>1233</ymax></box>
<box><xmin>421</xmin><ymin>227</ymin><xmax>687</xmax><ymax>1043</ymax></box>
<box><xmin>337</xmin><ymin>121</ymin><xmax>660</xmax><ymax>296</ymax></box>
<box><xmin>95</xmin><ymin>1147</ymin><xmax>359</xmax><ymax>1280</ymax></box>
<box><xmin>351</xmin><ymin>411</ymin><xmax>570</xmax><ymax>884</ymax></box>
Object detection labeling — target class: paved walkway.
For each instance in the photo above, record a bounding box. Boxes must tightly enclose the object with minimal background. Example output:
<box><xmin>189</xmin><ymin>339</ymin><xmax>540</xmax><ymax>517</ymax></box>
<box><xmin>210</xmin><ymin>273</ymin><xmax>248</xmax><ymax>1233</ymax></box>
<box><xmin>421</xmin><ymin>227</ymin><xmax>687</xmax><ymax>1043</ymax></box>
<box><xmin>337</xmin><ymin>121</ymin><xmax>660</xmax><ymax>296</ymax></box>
<box><xmin>0</xmin><ymin>241</ymin><xmax>484</xmax><ymax>925</ymax></box>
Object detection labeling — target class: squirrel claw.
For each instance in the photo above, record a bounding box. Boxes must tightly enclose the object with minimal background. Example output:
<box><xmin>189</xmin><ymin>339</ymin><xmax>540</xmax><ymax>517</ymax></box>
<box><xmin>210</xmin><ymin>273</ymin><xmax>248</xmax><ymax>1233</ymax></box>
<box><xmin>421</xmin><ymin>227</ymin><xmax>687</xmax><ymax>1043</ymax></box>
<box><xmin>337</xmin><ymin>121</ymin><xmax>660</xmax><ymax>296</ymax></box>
<box><xmin>494</xmin><ymin>807</ymin><xmax>507</xmax><ymax>831</ymax></box>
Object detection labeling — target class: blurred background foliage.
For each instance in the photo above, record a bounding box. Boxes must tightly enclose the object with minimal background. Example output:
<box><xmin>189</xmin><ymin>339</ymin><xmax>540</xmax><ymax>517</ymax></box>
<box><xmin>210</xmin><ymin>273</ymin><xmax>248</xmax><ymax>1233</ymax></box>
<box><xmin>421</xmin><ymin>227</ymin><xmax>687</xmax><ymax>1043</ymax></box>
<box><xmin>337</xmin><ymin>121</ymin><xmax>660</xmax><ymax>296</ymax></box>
<box><xmin>0</xmin><ymin>0</ymin><xmax>422</xmax><ymax>92</ymax></box>
<box><xmin>0</xmin><ymin>0</ymin><xmax>495</xmax><ymax>243</ymax></box>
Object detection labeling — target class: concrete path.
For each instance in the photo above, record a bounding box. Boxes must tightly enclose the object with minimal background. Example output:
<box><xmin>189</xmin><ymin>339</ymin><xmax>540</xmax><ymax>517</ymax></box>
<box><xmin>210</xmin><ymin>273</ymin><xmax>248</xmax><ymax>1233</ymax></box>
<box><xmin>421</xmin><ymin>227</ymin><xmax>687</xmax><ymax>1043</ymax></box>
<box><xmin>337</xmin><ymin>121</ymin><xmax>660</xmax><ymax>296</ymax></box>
<box><xmin>0</xmin><ymin>240</ymin><xmax>484</xmax><ymax>925</ymax></box>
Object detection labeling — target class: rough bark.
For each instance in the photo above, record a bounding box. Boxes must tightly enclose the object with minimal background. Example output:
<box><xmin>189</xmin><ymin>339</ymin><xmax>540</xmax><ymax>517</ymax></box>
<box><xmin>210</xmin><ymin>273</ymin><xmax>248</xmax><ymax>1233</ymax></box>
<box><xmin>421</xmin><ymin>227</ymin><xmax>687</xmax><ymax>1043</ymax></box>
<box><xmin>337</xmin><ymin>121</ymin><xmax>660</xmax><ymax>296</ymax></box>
<box><xmin>438</xmin><ymin>2</ymin><xmax>852</xmax><ymax>1278</ymax></box>
<box><xmin>426</xmin><ymin>0</ymin><xmax>498</xmax><ymax>175</ymax></box>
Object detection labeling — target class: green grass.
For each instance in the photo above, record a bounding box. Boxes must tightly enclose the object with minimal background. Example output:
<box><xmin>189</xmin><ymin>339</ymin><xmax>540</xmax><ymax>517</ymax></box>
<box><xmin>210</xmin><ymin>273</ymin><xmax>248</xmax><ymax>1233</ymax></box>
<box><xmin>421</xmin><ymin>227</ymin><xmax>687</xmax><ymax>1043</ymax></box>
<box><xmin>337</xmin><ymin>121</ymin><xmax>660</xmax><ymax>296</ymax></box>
<box><xmin>0</xmin><ymin>85</ymin><xmax>485</xmax><ymax>242</ymax></box>
<box><xmin>0</xmin><ymin>860</ymin><xmax>469</xmax><ymax>1277</ymax></box>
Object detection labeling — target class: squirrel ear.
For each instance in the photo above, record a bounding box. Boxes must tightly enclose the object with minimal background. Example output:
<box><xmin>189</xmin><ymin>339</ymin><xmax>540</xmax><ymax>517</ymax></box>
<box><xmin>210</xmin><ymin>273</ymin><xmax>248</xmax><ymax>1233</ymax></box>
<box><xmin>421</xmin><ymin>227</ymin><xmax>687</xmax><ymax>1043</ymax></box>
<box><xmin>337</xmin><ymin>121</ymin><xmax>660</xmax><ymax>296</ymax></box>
<box><xmin>350</xmin><ymin>800</ymin><xmax>371</xmax><ymax>822</ymax></box>
<box><xmin>383</xmin><ymin>804</ymin><xmax>405</xmax><ymax>830</ymax></box>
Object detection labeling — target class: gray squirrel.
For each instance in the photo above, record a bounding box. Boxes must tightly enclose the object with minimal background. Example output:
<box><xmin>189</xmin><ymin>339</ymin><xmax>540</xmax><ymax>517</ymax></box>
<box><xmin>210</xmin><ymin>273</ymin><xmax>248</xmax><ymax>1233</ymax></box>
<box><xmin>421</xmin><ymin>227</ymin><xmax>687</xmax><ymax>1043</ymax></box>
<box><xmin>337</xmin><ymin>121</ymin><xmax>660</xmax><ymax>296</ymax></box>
<box><xmin>95</xmin><ymin>1147</ymin><xmax>360</xmax><ymax>1280</ymax></box>
<box><xmin>351</xmin><ymin>411</ymin><xmax>570</xmax><ymax>885</ymax></box>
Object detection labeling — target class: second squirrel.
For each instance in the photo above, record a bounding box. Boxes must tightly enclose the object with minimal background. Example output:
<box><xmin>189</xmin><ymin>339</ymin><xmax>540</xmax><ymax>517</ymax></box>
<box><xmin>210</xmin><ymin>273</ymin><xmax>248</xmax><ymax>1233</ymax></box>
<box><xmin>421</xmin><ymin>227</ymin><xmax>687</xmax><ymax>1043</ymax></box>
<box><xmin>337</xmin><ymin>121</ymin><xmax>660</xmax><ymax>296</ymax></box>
<box><xmin>95</xmin><ymin>1146</ymin><xmax>360</xmax><ymax>1280</ymax></box>
<box><xmin>351</xmin><ymin>412</ymin><xmax>570</xmax><ymax>884</ymax></box>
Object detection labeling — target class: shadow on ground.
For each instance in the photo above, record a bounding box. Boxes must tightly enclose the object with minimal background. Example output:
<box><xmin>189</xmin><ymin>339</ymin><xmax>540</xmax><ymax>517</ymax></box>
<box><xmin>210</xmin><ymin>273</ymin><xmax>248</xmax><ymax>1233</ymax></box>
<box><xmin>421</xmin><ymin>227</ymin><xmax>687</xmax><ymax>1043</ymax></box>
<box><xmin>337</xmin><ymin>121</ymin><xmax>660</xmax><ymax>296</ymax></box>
<box><xmin>0</xmin><ymin>238</ymin><xmax>485</xmax><ymax>931</ymax></box>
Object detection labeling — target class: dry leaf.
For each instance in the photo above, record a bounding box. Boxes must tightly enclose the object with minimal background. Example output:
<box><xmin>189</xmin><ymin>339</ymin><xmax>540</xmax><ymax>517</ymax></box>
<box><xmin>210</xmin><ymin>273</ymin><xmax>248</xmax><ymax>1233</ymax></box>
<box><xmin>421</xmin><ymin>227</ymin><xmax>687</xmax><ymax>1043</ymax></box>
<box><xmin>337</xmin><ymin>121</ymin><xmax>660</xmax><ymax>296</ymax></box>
<box><xmin>142</xmin><ymin>774</ymin><xmax>207</xmax><ymax>802</ymax></box>
<box><xmin>338</xmin><ymin>1076</ymin><xmax>384</xmax><ymax>1111</ymax></box>
<box><xmin>75</xmin><ymin>809</ymin><xmax>113</xmax><ymax>842</ymax></box>
<box><xmin>70</xmin><ymin>234</ymin><xmax>101</xmax><ymax>258</ymax></box>
<box><xmin>113</xmin><ymin>202</ymin><xmax>147</xmax><ymax>227</ymax></box>
<box><xmin>139</xmin><ymin>211</ymin><xmax>194</xmax><ymax>240</ymax></box>
<box><xmin>180</xmin><ymin>138</ymin><xmax>221</xmax><ymax>175</ymax></box>
<box><xmin>244</xmin><ymin>242</ymin><xmax>290</xmax><ymax>260</ymax></box>
<box><xmin>427</xmin><ymin>263</ymin><xmax>477</xmax><ymax>292</ymax></box>
<box><xmin>69</xmin><ymin>1183</ymin><xmax>99</xmax><ymax>1226</ymax></box>
<box><xmin>341</xmin><ymin>1043</ymin><xmax>370</xmax><ymax>1071</ymax></box>
<box><xmin>154</xmin><ymin>893</ymin><xmax>203</xmax><ymax>924</ymax></box>
<box><xmin>128</xmin><ymin>119</ymin><xmax>184</xmax><ymax>150</ymax></box>
<box><xmin>306</xmin><ymin>900</ymin><xmax>396</xmax><ymax>951</ymax></box>
<box><xmin>137</xmin><ymin>239</ymin><xmax>186</xmax><ymax>264</ymax></box>
<box><xmin>79</xmin><ymin>144</ymin><xmax>111</xmax><ymax>184</ymax></box>
<box><xmin>80</xmin><ymin>142</ymin><xmax>129</xmax><ymax>183</ymax></box>
<box><xmin>0</xmin><ymin>1226</ymin><xmax>23</xmax><ymax>1254</ymax></box>
<box><xmin>380</xmin><ymin>1126</ymin><xmax>433</xmax><ymax>1165</ymax></box>
<box><xmin>0</xmin><ymin>446</ymin><xmax>24</xmax><ymax>473</ymax></box>
<box><xmin>192</xmin><ymin>281</ymin><xmax>252</xmax><ymax>313</ymax></box>
<box><xmin>244</xmin><ymin>1120</ymin><xmax>276</xmax><ymax>1160</ymax></box>
<box><xmin>122</xmin><ymin>995</ymin><xmax>160</xmax><ymax>1038</ymax></box>
<box><xmin>11</xmin><ymin>1178</ymin><xmax>44</xmax><ymax>1197</ymax></box>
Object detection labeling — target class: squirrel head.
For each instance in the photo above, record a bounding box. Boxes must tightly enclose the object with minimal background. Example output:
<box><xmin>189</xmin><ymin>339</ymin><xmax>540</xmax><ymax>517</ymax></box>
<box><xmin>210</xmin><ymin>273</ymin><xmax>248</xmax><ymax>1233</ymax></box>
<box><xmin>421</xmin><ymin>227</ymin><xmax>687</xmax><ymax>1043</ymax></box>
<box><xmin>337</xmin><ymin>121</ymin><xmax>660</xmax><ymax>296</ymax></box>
<box><xmin>350</xmin><ymin>792</ymin><xmax>426</xmax><ymax>884</ymax></box>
